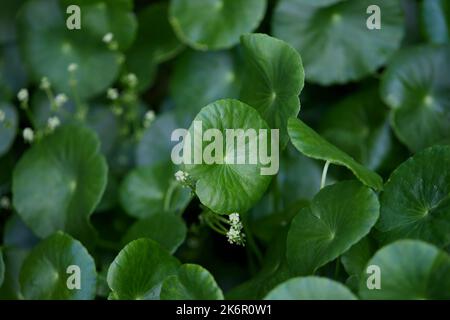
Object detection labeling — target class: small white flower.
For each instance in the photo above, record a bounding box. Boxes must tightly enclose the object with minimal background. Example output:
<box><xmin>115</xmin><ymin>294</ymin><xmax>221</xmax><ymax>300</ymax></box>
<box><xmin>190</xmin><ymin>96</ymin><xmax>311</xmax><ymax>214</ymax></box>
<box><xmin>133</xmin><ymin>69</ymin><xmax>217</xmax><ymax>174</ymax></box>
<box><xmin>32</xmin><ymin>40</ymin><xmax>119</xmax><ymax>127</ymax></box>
<box><xmin>103</xmin><ymin>32</ymin><xmax>114</xmax><ymax>44</ymax></box>
<box><xmin>40</xmin><ymin>77</ymin><xmax>51</xmax><ymax>90</ymax></box>
<box><xmin>227</xmin><ymin>226</ymin><xmax>245</xmax><ymax>246</ymax></box>
<box><xmin>55</xmin><ymin>94</ymin><xmax>68</xmax><ymax>107</ymax></box>
<box><xmin>107</xmin><ymin>88</ymin><xmax>119</xmax><ymax>100</ymax></box>
<box><xmin>0</xmin><ymin>196</ymin><xmax>10</xmax><ymax>209</ymax></box>
<box><xmin>23</xmin><ymin>127</ymin><xmax>34</xmax><ymax>143</ymax></box>
<box><xmin>229</xmin><ymin>213</ymin><xmax>240</xmax><ymax>225</ymax></box>
<box><xmin>125</xmin><ymin>73</ymin><xmax>138</xmax><ymax>88</ymax></box>
<box><xmin>47</xmin><ymin>116</ymin><xmax>61</xmax><ymax>131</ymax></box>
<box><xmin>175</xmin><ymin>170</ymin><xmax>189</xmax><ymax>183</ymax></box>
<box><xmin>145</xmin><ymin>110</ymin><xmax>155</xmax><ymax>122</ymax></box>
<box><xmin>68</xmin><ymin>63</ymin><xmax>78</xmax><ymax>73</ymax></box>
<box><xmin>17</xmin><ymin>89</ymin><xmax>29</xmax><ymax>102</ymax></box>
<box><xmin>0</xmin><ymin>109</ymin><xmax>5</xmax><ymax>123</ymax></box>
<box><xmin>143</xmin><ymin>110</ymin><xmax>156</xmax><ymax>128</ymax></box>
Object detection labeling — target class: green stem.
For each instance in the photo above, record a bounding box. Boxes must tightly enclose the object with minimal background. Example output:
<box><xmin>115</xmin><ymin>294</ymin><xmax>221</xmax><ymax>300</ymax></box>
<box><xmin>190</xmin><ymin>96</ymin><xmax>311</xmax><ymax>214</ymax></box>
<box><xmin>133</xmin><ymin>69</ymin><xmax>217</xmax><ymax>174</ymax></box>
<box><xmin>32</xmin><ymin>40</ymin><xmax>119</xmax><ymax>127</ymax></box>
<box><xmin>321</xmin><ymin>161</ymin><xmax>331</xmax><ymax>189</ymax></box>
<box><xmin>163</xmin><ymin>181</ymin><xmax>177</xmax><ymax>212</ymax></box>
<box><xmin>243</xmin><ymin>221</ymin><xmax>263</xmax><ymax>265</ymax></box>
<box><xmin>43</xmin><ymin>87</ymin><xmax>57</xmax><ymax>112</ymax></box>
<box><xmin>69</xmin><ymin>77</ymin><xmax>85</xmax><ymax>120</ymax></box>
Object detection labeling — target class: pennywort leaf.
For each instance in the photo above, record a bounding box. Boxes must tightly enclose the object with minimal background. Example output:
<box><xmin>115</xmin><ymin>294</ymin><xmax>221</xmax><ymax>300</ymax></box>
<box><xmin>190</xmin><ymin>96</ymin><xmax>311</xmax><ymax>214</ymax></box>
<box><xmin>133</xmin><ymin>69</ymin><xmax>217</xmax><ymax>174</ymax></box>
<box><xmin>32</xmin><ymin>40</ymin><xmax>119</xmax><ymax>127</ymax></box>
<box><xmin>107</xmin><ymin>238</ymin><xmax>180</xmax><ymax>300</ymax></box>
<box><xmin>19</xmin><ymin>232</ymin><xmax>97</xmax><ymax>300</ymax></box>
<box><xmin>240</xmin><ymin>33</ymin><xmax>304</xmax><ymax>148</ymax></box>
<box><xmin>272</xmin><ymin>0</ymin><xmax>404</xmax><ymax>85</ymax></box>
<box><xmin>377</xmin><ymin>146</ymin><xmax>450</xmax><ymax>247</ymax></box>
<box><xmin>161</xmin><ymin>264</ymin><xmax>224</xmax><ymax>300</ymax></box>
<box><xmin>381</xmin><ymin>45</ymin><xmax>450</xmax><ymax>152</ymax></box>
<box><xmin>169</xmin><ymin>0</ymin><xmax>267</xmax><ymax>50</ymax></box>
<box><xmin>287</xmin><ymin>181</ymin><xmax>380</xmax><ymax>275</ymax></box>
<box><xmin>122</xmin><ymin>213</ymin><xmax>187</xmax><ymax>254</ymax></box>
<box><xmin>183</xmin><ymin>99</ymin><xmax>274</xmax><ymax>214</ymax></box>
<box><xmin>287</xmin><ymin>117</ymin><xmax>383</xmax><ymax>191</ymax></box>
<box><xmin>265</xmin><ymin>276</ymin><xmax>357</xmax><ymax>300</ymax></box>
<box><xmin>13</xmin><ymin>125</ymin><xmax>107</xmax><ymax>244</ymax></box>
<box><xmin>119</xmin><ymin>163</ymin><xmax>191</xmax><ymax>219</ymax></box>
<box><xmin>359</xmin><ymin>240</ymin><xmax>450</xmax><ymax>299</ymax></box>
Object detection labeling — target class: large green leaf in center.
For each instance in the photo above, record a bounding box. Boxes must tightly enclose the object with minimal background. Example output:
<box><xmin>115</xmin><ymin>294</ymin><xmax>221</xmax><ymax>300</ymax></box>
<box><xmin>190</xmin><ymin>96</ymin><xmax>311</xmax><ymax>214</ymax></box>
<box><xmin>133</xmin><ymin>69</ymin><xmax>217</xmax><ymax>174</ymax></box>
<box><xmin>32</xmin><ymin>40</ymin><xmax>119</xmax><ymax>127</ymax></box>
<box><xmin>184</xmin><ymin>99</ymin><xmax>273</xmax><ymax>214</ymax></box>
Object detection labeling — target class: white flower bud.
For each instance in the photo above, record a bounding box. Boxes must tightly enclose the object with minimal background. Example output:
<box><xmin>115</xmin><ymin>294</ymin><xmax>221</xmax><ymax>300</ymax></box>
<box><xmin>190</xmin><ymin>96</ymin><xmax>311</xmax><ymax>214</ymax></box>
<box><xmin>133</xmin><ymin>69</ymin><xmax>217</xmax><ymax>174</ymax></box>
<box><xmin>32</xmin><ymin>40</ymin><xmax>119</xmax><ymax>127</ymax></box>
<box><xmin>23</xmin><ymin>127</ymin><xmax>34</xmax><ymax>143</ymax></box>
<box><xmin>0</xmin><ymin>196</ymin><xmax>10</xmax><ymax>209</ymax></box>
<box><xmin>17</xmin><ymin>89</ymin><xmax>29</xmax><ymax>102</ymax></box>
<box><xmin>125</xmin><ymin>73</ymin><xmax>138</xmax><ymax>88</ymax></box>
<box><xmin>0</xmin><ymin>109</ymin><xmax>5</xmax><ymax>123</ymax></box>
<box><xmin>40</xmin><ymin>77</ymin><xmax>51</xmax><ymax>90</ymax></box>
<box><xmin>103</xmin><ymin>33</ymin><xmax>114</xmax><ymax>44</ymax></box>
<box><xmin>107</xmin><ymin>88</ymin><xmax>119</xmax><ymax>100</ymax></box>
<box><xmin>68</xmin><ymin>63</ymin><xmax>78</xmax><ymax>73</ymax></box>
<box><xmin>55</xmin><ymin>94</ymin><xmax>68</xmax><ymax>107</ymax></box>
<box><xmin>47</xmin><ymin>116</ymin><xmax>61</xmax><ymax>131</ymax></box>
<box><xmin>175</xmin><ymin>170</ymin><xmax>189</xmax><ymax>183</ymax></box>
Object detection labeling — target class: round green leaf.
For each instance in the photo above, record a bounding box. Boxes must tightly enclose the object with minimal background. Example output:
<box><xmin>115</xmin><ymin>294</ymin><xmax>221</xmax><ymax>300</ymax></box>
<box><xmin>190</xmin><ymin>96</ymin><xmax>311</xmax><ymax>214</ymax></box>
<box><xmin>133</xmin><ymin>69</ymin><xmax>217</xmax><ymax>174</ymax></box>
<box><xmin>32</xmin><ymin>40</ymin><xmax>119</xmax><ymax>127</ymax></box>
<box><xmin>421</xmin><ymin>0</ymin><xmax>450</xmax><ymax>44</ymax></box>
<box><xmin>184</xmin><ymin>99</ymin><xmax>273</xmax><ymax>214</ymax></box>
<box><xmin>288</xmin><ymin>117</ymin><xmax>383</xmax><ymax>191</ymax></box>
<box><xmin>320</xmin><ymin>86</ymin><xmax>394</xmax><ymax>171</ymax></box>
<box><xmin>359</xmin><ymin>240</ymin><xmax>450</xmax><ymax>300</ymax></box>
<box><xmin>287</xmin><ymin>181</ymin><xmax>380</xmax><ymax>275</ymax></box>
<box><xmin>13</xmin><ymin>125</ymin><xmax>107</xmax><ymax>243</ymax></box>
<box><xmin>169</xmin><ymin>0</ymin><xmax>267</xmax><ymax>50</ymax></box>
<box><xmin>240</xmin><ymin>33</ymin><xmax>304</xmax><ymax>148</ymax></box>
<box><xmin>120</xmin><ymin>163</ymin><xmax>191</xmax><ymax>219</ymax></box>
<box><xmin>122</xmin><ymin>213</ymin><xmax>187</xmax><ymax>254</ymax></box>
<box><xmin>272</xmin><ymin>0</ymin><xmax>404</xmax><ymax>85</ymax></box>
<box><xmin>0</xmin><ymin>102</ymin><xmax>18</xmax><ymax>157</ymax></box>
<box><xmin>126</xmin><ymin>3</ymin><xmax>183</xmax><ymax>92</ymax></box>
<box><xmin>377</xmin><ymin>146</ymin><xmax>450</xmax><ymax>247</ymax></box>
<box><xmin>265</xmin><ymin>276</ymin><xmax>357</xmax><ymax>300</ymax></box>
<box><xmin>18</xmin><ymin>0</ymin><xmax>136</xmax><ymax>99</ymax></box>
<box><xmin>107</xmin><ymin>238</ymin><xmax>180</xmax><ymax>300</ymax></box>
<box><xmin>19</xmin><ymin>232</ymin><xmax>97</xmax><ymax>300</ymax></box>
<box><xmin>170</xmin><ymin>50</ymin><xmax>242</xmax><ymax>121</ymax></box>
<box><xmin>161</xmin><ymin>264</ymin><xmax>224</xmax><ymax>300</ymax></box>
<box><xmin>381</xmin><ymin>45</ymin><xmax>450</xmax><ymax>152</ymax></box>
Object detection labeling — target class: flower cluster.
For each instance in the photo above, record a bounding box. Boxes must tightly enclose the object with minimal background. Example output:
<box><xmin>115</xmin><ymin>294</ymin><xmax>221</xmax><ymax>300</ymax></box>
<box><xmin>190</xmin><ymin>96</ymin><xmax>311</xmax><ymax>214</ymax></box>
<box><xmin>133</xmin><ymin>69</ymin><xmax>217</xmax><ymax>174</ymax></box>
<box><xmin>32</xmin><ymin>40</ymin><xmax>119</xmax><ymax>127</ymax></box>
<box><xmin>175</xmin><ymin>170</ymin><xmax>189</xmax><ymax>183</ymax></box>
<box><xmin>227</xmin><ymin>213</ymin><xmax>245</xmax><ymax>246</ymax></box>
<box><xmin>23</xmin><ymin>127</ymin><xmax>34</xmax><ymax>144</ymax></box>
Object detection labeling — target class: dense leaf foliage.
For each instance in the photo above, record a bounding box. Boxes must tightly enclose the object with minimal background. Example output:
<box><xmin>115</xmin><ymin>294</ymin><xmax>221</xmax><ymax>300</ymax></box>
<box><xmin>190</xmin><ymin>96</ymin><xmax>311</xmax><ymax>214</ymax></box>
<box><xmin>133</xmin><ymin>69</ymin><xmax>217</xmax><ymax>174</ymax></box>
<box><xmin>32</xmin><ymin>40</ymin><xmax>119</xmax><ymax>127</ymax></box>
<box><xmin>0</xmin><ymin>0</ymin><xmax>449</xmax><ymax>301</ymax></box>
